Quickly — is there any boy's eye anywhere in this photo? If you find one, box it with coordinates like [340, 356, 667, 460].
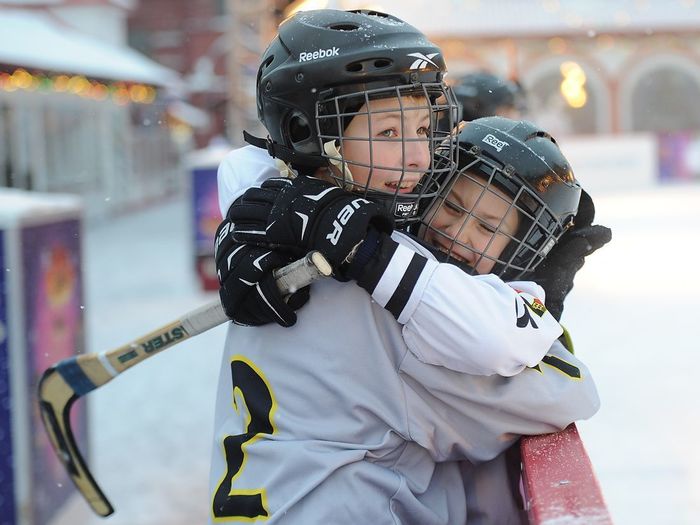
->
[478, 221, 497, 234]
[443, 200, 463, 216]
[379, 128, 398, 138]
[417, 126, 430, 136]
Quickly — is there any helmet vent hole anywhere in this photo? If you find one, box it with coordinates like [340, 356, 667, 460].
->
[534, 130, 556, 143]
[329, 23, 360, 31]
[362, 10, 389, 18]
[346, 59, 393, 73]
[527, 130, 557, 145]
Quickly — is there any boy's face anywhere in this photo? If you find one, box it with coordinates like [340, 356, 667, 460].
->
[339, 96, 432, 193]
[423, 172, 519, 275]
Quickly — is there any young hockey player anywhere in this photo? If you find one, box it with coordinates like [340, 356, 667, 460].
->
[215, 9, 564, 379]
[443, 70, 610, 321]
[208, 10, 600, 524]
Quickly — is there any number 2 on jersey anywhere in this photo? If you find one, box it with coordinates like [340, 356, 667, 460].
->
[212, 357, 276, 521]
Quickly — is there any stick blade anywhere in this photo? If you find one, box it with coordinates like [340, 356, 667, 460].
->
[37, 365, 115, 517]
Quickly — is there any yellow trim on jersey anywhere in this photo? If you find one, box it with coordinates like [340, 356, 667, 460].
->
[559, 324, 575, 354]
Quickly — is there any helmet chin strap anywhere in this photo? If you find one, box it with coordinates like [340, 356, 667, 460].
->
[274, 158, 298, 179]
[272, 140, 356, 190]
[323, 140, 355, 190]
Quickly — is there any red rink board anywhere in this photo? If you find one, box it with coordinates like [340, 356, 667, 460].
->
[520, 424, 613, 524]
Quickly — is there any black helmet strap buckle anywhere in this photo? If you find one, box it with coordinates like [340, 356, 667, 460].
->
[243, 130, 328, 168]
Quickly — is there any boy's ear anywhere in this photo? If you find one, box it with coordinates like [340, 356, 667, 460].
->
[287, 113, 312, 144]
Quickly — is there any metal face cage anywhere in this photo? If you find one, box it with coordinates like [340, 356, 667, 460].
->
[419, 154, 567, 280]
[315, 83, 458, 225]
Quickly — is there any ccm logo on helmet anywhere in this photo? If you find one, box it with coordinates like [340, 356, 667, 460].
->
[299, 47, 340, 62]
[482, 134, 509, 152]
[326, 198, 371, 245]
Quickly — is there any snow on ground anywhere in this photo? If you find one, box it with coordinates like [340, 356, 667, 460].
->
[50, 183, 700, 525]
[566, 184, 700, 525]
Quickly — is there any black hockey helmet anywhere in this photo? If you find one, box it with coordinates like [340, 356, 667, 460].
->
[420, 116, 581, 280]
[247, 9, 458, 225]
[453, 71, 527, 122]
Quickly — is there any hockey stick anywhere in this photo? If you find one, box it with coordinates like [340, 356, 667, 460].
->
[37, 251, 332, 517]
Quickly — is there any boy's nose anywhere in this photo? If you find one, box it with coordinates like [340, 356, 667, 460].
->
[446, 215, 474, 246]
[404, 137, 430, 172]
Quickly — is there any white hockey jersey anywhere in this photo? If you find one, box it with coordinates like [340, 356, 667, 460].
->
[208, 147, 600, 524]
[208, 274, 598, 524]
[215, 146, 564, 377]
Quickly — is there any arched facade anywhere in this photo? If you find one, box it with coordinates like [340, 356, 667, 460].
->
[435, 31, 700, 136]
[522, 54, 611, 135]
[619, 52, 700, 132]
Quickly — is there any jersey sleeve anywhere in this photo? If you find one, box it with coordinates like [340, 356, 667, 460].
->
[399, 339, 600, 464]
[363, 233, 564, 377]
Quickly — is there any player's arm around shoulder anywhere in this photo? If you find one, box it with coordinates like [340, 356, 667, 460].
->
[386, 234, 564, 377]
[397, 337, 599, 464]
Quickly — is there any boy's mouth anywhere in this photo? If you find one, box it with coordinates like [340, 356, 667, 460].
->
[431, 237, 475, 267]
[385, 178, 418, 193]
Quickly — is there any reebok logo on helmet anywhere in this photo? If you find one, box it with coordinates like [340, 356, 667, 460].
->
[482, 134, 509, 152]
[394, 201, 418, 218]
[407, 52, 439, 70]
[299, 47, 340, 62]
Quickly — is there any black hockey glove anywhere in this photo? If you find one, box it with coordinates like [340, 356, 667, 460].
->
[214, 219, 309, 327]
[531, 189, 612, 321]
[229, 176, 394, 279]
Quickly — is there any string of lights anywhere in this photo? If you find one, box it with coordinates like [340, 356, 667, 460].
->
[0, 67, 157, 105]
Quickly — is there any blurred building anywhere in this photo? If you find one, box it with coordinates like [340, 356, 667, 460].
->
[127, 0, 226, 148]
[261, 1, 700, 185]
[225, 0, 280, 146]
[324, 0, 700, 138]
[0, 0, 185, 218]
[127, 0, 287, 148]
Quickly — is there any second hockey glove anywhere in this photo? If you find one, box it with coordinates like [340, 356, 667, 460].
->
[530, 189, 612, 321]
[229, 176, 394, 278]
[215, 219, 309, 327]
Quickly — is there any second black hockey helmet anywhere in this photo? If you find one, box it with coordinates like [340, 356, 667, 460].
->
[421, 116, 581, 280]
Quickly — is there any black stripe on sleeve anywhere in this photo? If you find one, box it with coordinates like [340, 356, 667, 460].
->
[356, 235, 400, 294]
[384, 253, 428, 320]
[541, 355, 582, 379]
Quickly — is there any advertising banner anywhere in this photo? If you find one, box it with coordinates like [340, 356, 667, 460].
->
[21, 219, 85, 525]
[0, 230, 16, 525]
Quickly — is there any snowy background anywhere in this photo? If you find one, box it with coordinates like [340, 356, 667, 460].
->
[45, 182, 700, 525]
